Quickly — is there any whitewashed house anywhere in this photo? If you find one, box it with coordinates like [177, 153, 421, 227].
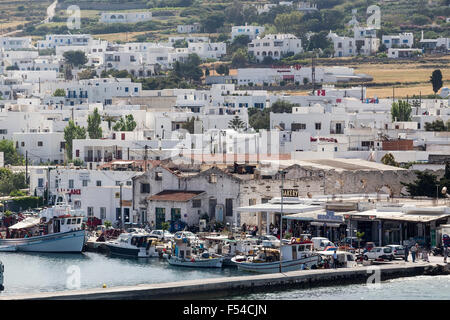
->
[248, 34, 302, 62]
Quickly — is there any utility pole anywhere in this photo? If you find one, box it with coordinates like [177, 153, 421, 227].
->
[127, 147, 130, 160]
[25, 150, 28, 185]
[120, 182, 123, 229]
[144, 144, 148, 171]
[311, 55, 316, 96]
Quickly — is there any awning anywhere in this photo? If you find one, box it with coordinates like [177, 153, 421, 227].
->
[9, 217, 40, 230]
[310, 222, 342, 227]
[236, 203, 323, 214]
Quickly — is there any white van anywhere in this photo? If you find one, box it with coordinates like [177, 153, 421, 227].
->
[311, 237, 335, 251]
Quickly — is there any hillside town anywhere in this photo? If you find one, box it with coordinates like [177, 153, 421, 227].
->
[0, 0, 449, 300]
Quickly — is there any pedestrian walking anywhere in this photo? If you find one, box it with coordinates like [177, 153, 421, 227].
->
[410, 243, 418, 262]
[404, 244, 409, 262]
[443, 234, 450, 263]
[333, 250, 338, 269]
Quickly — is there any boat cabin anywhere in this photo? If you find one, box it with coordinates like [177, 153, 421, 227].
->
[280, 240, 314, 261]
[318, 251, 357, 268]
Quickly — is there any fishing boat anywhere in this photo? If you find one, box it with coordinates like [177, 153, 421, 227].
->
[0, 196, 86, 253]
[202, 234, 256, 267]
[104, 232, 159, 258]
[165, 237, 223, 268]
[231, 238, 320, 273]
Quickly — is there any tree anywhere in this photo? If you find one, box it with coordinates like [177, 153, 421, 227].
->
[424, 120, 448, 132]
[171, 54, 203, 82]
[64, 120, 86, 160]
[78, 69, 97, 80]
[215, 64, 229, 75]
[228, 116, 246, 131]
[231, 48, 249, 68]
[0, 140, 23, 165]
[113, 114, 137, 131]
[271, 100, 295, 113]
[430, 69, 443, 97]
[87, 108, 103, 139]
[401, 171, 443, 198]
[0, 167, 27, 195]
[53, 89, 66, 97]
[381, 153, 399, 167]
[391, 100, 412, 122]
[63, 51, 88, 67]
[103, 114, 117, 130]
[182, 117, 195, 134]
[201, 13, 225, 33]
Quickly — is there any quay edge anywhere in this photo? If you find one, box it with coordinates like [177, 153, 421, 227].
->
[1, 262, 449, 300]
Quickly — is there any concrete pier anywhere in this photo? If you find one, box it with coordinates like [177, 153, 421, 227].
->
[2, 258, 448, 300]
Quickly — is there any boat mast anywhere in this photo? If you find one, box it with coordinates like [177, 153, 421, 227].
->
[279, 169, 285, 273]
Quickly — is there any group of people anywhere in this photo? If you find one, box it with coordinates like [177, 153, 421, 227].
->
[404, 243, 430, 263]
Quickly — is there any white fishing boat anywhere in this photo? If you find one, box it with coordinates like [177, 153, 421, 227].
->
[165, 237, 223, 268]
[202, 234, 256, 267]
[231, 238, 320, 273]
[104, 232, 159, 258]
[0, 196, 86, 253]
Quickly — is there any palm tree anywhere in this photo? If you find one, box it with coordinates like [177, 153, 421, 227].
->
[228, 116, 246, 131]
[103, 114, 117, 130]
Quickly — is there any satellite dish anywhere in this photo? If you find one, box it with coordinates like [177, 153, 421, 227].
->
[439, 87, 450, 98]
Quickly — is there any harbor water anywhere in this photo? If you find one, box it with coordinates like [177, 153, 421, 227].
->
[230, 275, 450, 300]
[1, 251, 450, 299]
[0, 252, 241, 296]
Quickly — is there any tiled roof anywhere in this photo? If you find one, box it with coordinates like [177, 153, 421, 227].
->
[147, 190, 204, 202]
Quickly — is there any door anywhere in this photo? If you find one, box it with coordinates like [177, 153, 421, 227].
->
[53, 219, 60, 233]
[155, 208, 165, 229]
[171, 208, 181, 222]
[292, 246, 297, 260]
[209, 199, 217, 219]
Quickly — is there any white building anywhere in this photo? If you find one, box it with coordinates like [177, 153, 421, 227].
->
[0, 37, 32, 50]
[13, 132, 65, 164]
[37, 34, 93, 49]
[100, 11, 152, 24]
[187, 42, 226, 60]
[177, 23, 201, 34]
[382, 33, 414, 49]
[328, 26, 380, 57]
[248, 34, 302, 62]
[387, 48, 422, 59]
[231, 25, 265, 41]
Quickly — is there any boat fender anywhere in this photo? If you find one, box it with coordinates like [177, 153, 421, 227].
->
[191, 258, 195, 262]
[290, 237, 296, 244]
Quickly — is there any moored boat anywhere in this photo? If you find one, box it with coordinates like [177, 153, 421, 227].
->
[104, 232, 159, 258]
[231, 238, 320, 273]
[165, 237, 223, 268]
[0, 196, 86, 253]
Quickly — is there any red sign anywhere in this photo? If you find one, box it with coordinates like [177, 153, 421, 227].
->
[316, 90, 326, 96]
[57, 189, 81, 195]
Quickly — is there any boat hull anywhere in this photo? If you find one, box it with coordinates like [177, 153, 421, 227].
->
[234, 255, 320, 273]
[105, 243, 159, 258]
[0, 230, 86, 253]
[167, 256, 223, 268]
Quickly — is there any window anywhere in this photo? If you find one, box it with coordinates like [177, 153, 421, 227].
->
[209, 174, 217, 183]
[315, 123, 321, 130]
[126, 181, 132, 186]
[38, 178, 44, 188]
[69, 179, 74, 188]
[192, 199, 201, 208]
[155, 172, 162, 181]
[140, 183, 150, 193]
[87, 207, 94, 216]
[82, 180, 88, 187]
[21, 141, 25, 147]
[291, 123, 306, 131]
[100, 207, 106, 220]
[115, 181, 121, 186]
[96, 180, 101, 186]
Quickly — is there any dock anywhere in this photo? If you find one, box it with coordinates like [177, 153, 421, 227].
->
[2, 258, 449, 300]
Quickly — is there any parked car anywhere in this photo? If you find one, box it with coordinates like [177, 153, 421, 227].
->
[148, 229, 174, 241]
[386, 245, 405, 258]
[174, 231, 198, 241]
[363, 246, 394, 261]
